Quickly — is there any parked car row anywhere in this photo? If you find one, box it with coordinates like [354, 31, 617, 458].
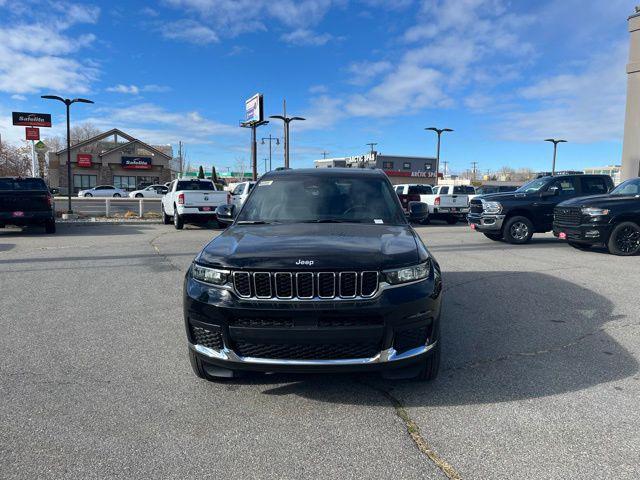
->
[468, 173, 640, 256]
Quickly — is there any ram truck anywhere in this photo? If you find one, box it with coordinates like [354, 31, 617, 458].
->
[468, 174, 613, 244]
[0, 177, 56, 233]
[186, 168, 443, 381]
[162, 179, 227, 229]
[553, 177, 640, 256]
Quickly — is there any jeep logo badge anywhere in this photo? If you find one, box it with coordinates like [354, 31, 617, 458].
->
[296, 259, 315, 266]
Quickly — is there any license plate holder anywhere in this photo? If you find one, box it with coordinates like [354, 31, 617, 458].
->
[470, 223, 476, 230]
[201, 206, 212, 212]
[559, 232, 567, 240]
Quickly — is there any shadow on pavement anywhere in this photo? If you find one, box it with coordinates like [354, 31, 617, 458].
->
[211, 271, 637, 407]
[0, 224, 160, 237]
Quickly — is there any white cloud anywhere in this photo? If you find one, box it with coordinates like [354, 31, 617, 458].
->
[81, 103, 242, 145]
[496, 44, 628, 143]
[161, 19, 219, 44]
[346, 60, 392, 85]
[281, 29, 333, 46]
[0, 3, 99, 94]
[106, 84, 171, 95]
[162, 0, 342, 43]
[309, 84, 328, 94]
[11, 94, 27, 101]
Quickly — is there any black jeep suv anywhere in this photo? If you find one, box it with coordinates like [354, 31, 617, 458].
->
[184, 168, 442, 381]
[553, 177, 640, 256]
[468, 174, 613, 244]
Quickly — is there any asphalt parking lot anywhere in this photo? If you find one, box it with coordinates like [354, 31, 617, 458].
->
[1, 222, 638, 479]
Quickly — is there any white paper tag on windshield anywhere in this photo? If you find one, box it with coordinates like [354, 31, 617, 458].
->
[374, 219, 384, 224]
[260, 180, 273, 186]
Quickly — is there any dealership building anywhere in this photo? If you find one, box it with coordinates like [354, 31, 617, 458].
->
[314, 152, 438, 185]
[49, 129, 176, 194]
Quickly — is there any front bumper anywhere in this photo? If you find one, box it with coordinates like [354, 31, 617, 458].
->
[468, 213, 505, 232]
[552, 222, 612, 244]
[184, 271, 442, 373]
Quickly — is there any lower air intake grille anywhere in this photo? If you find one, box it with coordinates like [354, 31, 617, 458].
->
[191, 325, 223, 350]
[394, 326, 428, 354]
[234, 342, 380, 360]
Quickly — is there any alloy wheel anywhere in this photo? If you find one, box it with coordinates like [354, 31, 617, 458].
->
[510, 222, 529, 241]
[615, 226, 640, 254]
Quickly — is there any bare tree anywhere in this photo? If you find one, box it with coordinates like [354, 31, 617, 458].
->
[0, 140, 33, 176]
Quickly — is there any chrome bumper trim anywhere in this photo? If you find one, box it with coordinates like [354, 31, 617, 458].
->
[468, 214, 505, 230]
[191, 342, 436, 366]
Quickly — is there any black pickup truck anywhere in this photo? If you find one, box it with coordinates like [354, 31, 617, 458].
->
[0, 177, 56, 233]
[468, 174, 613, 244]
[553, 177, 640, 256]
[186, 168, 442, 381]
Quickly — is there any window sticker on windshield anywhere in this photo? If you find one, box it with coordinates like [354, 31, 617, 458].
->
[260, 180, 273, 186]
[374, 219, 384, 224]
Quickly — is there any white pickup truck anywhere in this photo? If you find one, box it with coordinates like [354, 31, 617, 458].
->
[421, 185, 471, 224]
[161, 179, 227, 229]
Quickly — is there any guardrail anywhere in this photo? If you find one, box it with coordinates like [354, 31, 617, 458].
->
[53, 197, 162, 218]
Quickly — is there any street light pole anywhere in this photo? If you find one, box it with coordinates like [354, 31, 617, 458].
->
[544, 138, 567, 175]
[261, 135, 280, 172]
[425, 127, 453, 181]
[270, 100, 305, 168]
[41, 95, 93, 214]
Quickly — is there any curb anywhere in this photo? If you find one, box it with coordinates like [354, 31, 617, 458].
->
[57, 220, 163, 225]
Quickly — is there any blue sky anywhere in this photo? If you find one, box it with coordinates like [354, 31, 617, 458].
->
[0, 0, 634, 174]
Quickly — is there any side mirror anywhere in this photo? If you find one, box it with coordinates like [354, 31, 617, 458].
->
[50, 188, 60, 195]
[408, 201, 429, 224]
[215, 204, 236, 225]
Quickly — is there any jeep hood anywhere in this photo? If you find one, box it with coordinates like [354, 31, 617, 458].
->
[558, 194, 637, 208]
[196, 223, 420, 270]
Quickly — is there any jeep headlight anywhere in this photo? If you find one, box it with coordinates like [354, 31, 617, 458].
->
[191, 263, 229, 285]
[482, 201, 502, 214]
[581, 207, 610, 217]
[384, 260, 431, 285]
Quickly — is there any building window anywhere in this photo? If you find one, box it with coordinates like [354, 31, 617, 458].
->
[382, 161, 394, 169]
[403, 162, 411, 170]
[113, 176, 137, 191]
[73, 174, 97, 193]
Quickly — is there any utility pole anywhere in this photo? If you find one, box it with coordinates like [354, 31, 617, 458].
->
[366, 142, 377, 155]
[544, 138, 567, 175]
[471, 161, 479, 181]
[322, 151, 329, 160]
[261, 134, 280, 172]
[178, 141, 183, 178]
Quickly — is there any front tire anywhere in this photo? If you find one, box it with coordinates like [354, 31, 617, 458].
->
[84, 193, 92, 197]
[483, 232, 503, 241]
[503, 216, 534, 244]
[162, 205, 171, 225]
[113, 193, 121, 198]
[446, 216, 458, 225]
[174, 208, 184, 230]
[135, 193, 143, 198]
[607, 222, 640, 256]
[44, 220, 56, 234]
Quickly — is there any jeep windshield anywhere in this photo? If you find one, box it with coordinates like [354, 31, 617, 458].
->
[236, 174, 406, 225]
[515, 177, 549, 193]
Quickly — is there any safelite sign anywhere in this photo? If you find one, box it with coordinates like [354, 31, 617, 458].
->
[121, 156, 152, 170]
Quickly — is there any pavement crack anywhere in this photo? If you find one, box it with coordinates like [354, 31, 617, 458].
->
[149, 230, 181, 271]
[361, 381, 462, 480]
[445, 321, 640, 373]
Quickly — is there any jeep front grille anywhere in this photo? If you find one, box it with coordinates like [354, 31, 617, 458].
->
[232, 271, 379, 300]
